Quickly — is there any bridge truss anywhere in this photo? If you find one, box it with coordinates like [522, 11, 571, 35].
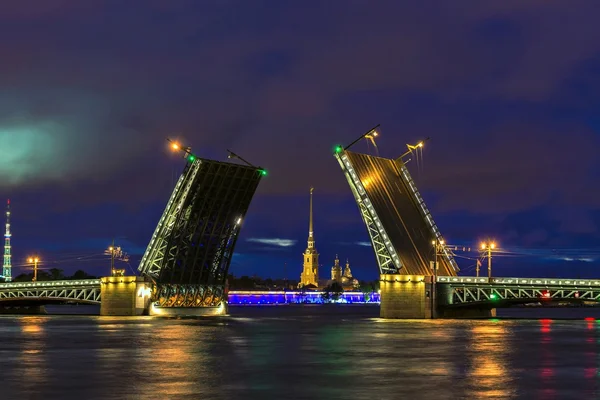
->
[438, 276, 600, 306]
[0, 280, 101, 304]
[138, 156, 263, 308]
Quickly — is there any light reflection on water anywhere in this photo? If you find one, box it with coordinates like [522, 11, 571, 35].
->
[1, 307, 600, 399]
[467, 323, 513, 398]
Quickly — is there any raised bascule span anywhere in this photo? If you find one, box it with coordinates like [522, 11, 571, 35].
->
[334, 149, 459, 277]
[137, 150, 264, 315]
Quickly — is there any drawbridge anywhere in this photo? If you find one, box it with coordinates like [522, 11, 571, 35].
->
[138, 144, 265, 308]
[334, 128, 459, 277]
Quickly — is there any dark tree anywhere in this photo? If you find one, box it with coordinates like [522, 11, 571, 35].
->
[70, 270, 95, 280]
[322, 281, 344, 302]
[49, 268, 65, 280]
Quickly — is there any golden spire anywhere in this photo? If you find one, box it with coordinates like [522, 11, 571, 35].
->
[309, 187, 314, 239]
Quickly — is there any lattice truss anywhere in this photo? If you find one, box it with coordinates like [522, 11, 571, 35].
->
[449, 282, 600, 305]
[153, 284, 223, 307]
[336, 153, 400, 274]
[138, 157, 262, 306]
[0, 280, 101, 303]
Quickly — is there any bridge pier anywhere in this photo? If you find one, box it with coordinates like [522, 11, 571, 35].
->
[380, 274, 433, 319]
[100, 276, 152, 316]
[148, 302, 228, 317]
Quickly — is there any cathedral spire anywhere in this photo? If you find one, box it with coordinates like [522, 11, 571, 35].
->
[300, 187, 319, 287]
[308, 187, 314, 239]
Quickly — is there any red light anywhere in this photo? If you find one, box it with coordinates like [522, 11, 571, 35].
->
[542, 291, 551, 298]
[540, 319, 551, 333]
[585, 317, 595, 321]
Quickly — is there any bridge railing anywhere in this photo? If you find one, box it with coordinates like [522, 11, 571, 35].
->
[438, 276, 600, 287]
[0, 279, 101, 290]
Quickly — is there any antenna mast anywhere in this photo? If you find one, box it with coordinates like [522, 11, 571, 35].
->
[3, 199, 12, 282]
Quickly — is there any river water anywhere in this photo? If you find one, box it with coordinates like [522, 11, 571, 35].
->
[2, 305, 600, 399]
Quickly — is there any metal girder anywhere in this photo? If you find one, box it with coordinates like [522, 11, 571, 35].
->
[0, 280, 101, 304]
[335, 152, 400, 274]
[153, 283, 223, 307]
[438, 276, 600, 305]
[356, 199, 397, 274]
[138, 160, 202, 277]
[451, 286, 600, 304]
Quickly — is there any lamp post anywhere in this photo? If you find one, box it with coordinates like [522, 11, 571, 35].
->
[28, 257, 40, 282]
[108, 241, 115, 276]
[480, 241, 496, 279]
[431, 238, 444, 319]
[106, 242, 128, 277]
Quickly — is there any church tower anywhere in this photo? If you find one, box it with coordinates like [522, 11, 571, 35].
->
[300, 187, 319, 287]
[331, 255, 342, 282]
[343, 258, 353, 279]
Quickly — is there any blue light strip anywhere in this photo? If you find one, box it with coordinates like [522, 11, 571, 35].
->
[227, 291, 380, 305]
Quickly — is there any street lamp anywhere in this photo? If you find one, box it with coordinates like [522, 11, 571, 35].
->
[108, 243, 115, 276]
[28, 257, 40, 282]
[431, 238, 444, 319]
[167, 138, 195, 162]
[480, 241, 496, 279]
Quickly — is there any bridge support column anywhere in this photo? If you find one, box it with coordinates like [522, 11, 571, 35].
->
[380, 274, 433, 319]
[100, 276, 152, 316]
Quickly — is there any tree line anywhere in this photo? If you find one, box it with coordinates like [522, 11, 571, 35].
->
[6, 269, 98, 283]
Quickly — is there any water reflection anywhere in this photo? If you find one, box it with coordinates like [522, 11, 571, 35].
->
[539, 319, 556, 398]
[466, 322, 515, 398]
[139, 322, 221, 398]
[17, 317, 48, 395]
[4, 309, 600, 399]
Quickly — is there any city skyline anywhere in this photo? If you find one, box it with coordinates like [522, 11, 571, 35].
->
[1, 2, 599, 280]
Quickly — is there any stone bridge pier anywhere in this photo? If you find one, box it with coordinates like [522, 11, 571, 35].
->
[100, 276, 152, 316]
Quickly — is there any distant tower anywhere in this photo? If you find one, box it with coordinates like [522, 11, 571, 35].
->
[331, 254, 342, 282]
[3, 199, 11, 282]
[300, 187, 319, 287]
[343, 258, 353, 279]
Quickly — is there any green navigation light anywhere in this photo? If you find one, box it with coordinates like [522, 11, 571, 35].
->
[188, 154, 196, 162]
[260, 169, 267, 176]
[334, 145, 343, 154]
[490, 293, 497, 300]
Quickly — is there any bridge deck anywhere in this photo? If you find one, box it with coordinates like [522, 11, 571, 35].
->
[438, 276, 600, 287]
[338, 151, 458, 276]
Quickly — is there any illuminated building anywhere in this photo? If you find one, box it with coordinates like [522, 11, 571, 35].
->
[3, 199, 11, 282]
[331, 255, 342, 282]
[329, 255, 359, 290]
[299, 187, 319, 287]
[227, 291, 380, 305]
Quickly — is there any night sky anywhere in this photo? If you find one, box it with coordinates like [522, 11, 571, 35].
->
[1, 1, 599, 281]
